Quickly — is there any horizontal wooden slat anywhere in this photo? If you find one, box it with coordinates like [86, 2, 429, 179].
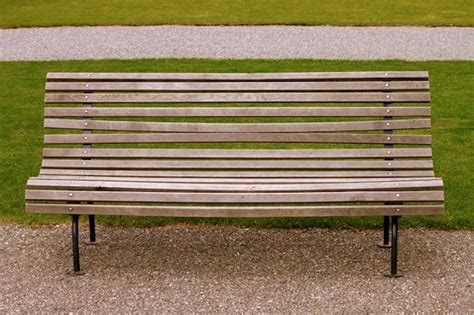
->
[46, 71, 430, 81]
[44, 133, 431, 145]
[44, 119, 431, 133]
[42, 148, 432, 159]
[41, 159, 433, 170]
[44, 92, 431, 103]
[26, 203, 443, 217]
[38, 169, 436, 178]
[44, 106, 432, 117]
[45, 81, 430, 92]
[35, 175, 438, 184]
[25, 189, 444, 203]
[27, 178, 443, 192]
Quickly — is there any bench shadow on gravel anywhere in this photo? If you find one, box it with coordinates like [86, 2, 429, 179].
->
[55, 226, 446, 280]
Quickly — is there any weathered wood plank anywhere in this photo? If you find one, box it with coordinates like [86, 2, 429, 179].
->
[44, 119, 431, 132]
[45, 81, 430, 92]
[25, 189, 444, 203]
[35, 175, 438, 184]
[27, 178, 443, 192]
[26, 203, 444, 217]
[44, 133, 432, 145]
[38, 169, 436, 178]
[46, 71, 430, 81]
[42, 148, 432, 159]
[44, 92, 431, 103]
[44, 106, 432, 117]
[41, 159, 433, 170]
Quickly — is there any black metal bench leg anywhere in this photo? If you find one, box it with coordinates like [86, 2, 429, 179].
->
[384, 216, 403, 277]
[377, 215, 391, 248]
[85, 214, 98, 245]
[68, 214, 85, 276]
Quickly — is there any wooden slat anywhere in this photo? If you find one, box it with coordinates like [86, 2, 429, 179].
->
[46, 71, 430, 81]
[45, 81, 430, 92]
[38, 169, 436, 178]
[44, 118, 431, 132]
[42, 148, 432, 159]
[25, 189, 444, 203]
[44, 92, 431, 103]
[44, 133, 432, 145]
[41, 159, 433, 170]
[35, 175, 438, 184]
[27, 178, 443, 192]
[26, 203, 444, 217]
[44, 106, 432, 117]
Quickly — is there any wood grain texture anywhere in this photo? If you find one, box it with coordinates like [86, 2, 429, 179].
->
[27, 178, 443, 192]
[38, 168, 436, 178]
[44, 92, 431, 103]
[44, 106, 432, 117]
[26, 203, 443, 217]
[44, 118, 431, 132]
[42, 148, 433, 159]
[45, 81, 430, 92]
[44, 133, 432, 144]
[41, 159, 434, 170]
[35, 175, 438, 184]
[25, 189, 444, 203]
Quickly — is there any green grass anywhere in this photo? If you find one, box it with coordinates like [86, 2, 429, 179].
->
[1, 0, 473, 28]
[0, 59, 472, 230]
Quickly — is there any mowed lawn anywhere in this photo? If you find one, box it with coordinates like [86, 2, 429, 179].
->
[0, 0, 473, 28]
[0, 59, 472, 229]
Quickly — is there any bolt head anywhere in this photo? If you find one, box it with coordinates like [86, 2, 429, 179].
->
[68, 193, 73, 197]
[386, 95, 390, 99]
[396, 193, 400, 197]
[69, 207, 73, 211]
[387, 137, 391, 140]
[387, 151, 391, 154]
[385, 83, 389, 87]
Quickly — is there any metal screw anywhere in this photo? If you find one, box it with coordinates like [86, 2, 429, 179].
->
[84, 122, 88, 126]
[85, 84, 89, 87]
[387, 137, 391, 140]
[87, 74, 91, 77]
[84, 136, 88, 140]
[387, 151, 391, 154]
[85, 96, 89, 99]
[69, 193, 73, 197]
[69, 207, 73, 211]
[386, 122, 390, 126]
[385, 73, 388, 76]
[396, 208, 400, 212]
[386, 95, 390, 99]
[388, 162, 392, 166]
[386, 109, 390, 113]
[83, 161, 87, 165]
[83, 150, 87, 154]
[389, 172, 393, 175]
[84, 110, 89, 113]
[385, 83, 389, 87]
[396, 193, 400, 197]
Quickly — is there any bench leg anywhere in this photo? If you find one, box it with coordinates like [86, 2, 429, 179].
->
[68, 215, 85, 276]
[384, 216, 403, 278]
[377, 215, 391, 248]
[85, 214, 98, 245]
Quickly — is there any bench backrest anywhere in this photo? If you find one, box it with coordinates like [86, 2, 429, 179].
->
[41, 71, 434, 179]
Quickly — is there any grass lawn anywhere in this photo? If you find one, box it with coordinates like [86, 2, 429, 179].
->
[0, 59, 472, 230]
[1, 0, 473, 28]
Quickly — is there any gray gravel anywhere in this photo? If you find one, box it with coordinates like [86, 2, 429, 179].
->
[0, 223, 472, 313]
[0, 26, 473, 61]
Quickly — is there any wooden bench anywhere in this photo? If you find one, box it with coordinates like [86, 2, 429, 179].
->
[26, 71, 444, 277]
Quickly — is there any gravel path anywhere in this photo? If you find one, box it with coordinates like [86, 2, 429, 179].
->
[1, 26, 473, 61]
[0, 223, 472, 313]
